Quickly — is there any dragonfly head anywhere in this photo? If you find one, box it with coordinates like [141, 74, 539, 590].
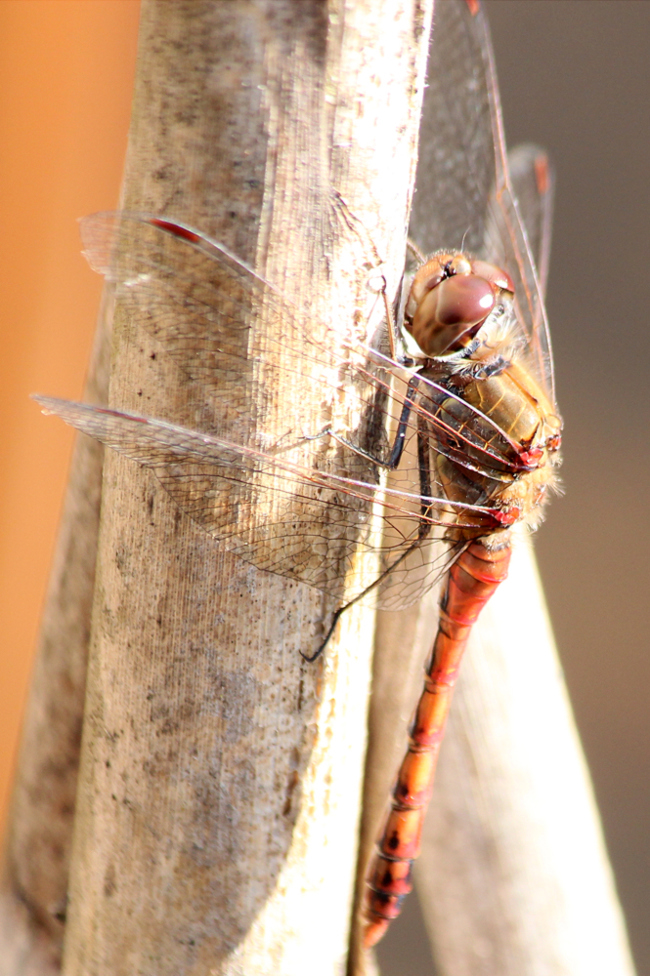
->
[405, 251, 514, 357]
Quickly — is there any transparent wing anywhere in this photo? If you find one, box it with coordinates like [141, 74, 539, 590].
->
[39, 0, 556, 615]
[80, 211, 339, 441]
[409, 0, 556, 404]
[81, 211, 532, 476]
[73, 212, 533, 607]
[506, 144, 554, 301]
[34, 395, 500, 610]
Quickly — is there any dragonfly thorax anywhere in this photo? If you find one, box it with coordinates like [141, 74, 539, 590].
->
[425, 344, 562, 539]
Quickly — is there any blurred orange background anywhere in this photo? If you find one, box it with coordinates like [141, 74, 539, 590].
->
[0, 0, 139, 825]
[1, 3, 648, 976]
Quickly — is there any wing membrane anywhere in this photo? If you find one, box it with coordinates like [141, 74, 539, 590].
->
[37, 0, 556, 613]
[505, 144, 554, 301]
[34, 395, 500, 609]
[410, 0, 556, 403]
[82, 212, 532, 477]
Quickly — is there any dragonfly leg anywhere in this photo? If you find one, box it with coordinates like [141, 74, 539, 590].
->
[300, 605, 346, 663]
[301, 405, 433, 664]
[406, 237, 426, 265]
[306, 373, 421, 474]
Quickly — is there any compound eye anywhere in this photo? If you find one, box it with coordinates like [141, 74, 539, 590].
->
[408, 274, 496, 355]
[470, 259, 514, 294]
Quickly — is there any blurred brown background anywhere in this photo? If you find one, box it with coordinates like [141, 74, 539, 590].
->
[0, 2, 647, 974]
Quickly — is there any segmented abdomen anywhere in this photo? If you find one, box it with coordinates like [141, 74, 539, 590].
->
[364, 539, 512, 947]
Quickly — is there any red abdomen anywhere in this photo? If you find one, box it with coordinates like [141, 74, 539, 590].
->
[364, 540, 512, 947]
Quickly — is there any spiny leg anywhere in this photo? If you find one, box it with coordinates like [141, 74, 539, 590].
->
[302, 388, 432, 662]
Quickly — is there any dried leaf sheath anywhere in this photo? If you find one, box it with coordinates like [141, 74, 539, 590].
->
[25, 4, 436, 975]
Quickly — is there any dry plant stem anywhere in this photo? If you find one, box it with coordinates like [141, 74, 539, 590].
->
[355, 0, 636, 965]
[0, 297, 111, 976]
[366, 544, 636, 976]
[421, 540, 636, 975]
[47, 3, 433, 976]
[350, 588, 440, 976]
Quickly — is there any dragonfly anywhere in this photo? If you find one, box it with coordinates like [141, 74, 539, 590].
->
[34, 0, 562, 951]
